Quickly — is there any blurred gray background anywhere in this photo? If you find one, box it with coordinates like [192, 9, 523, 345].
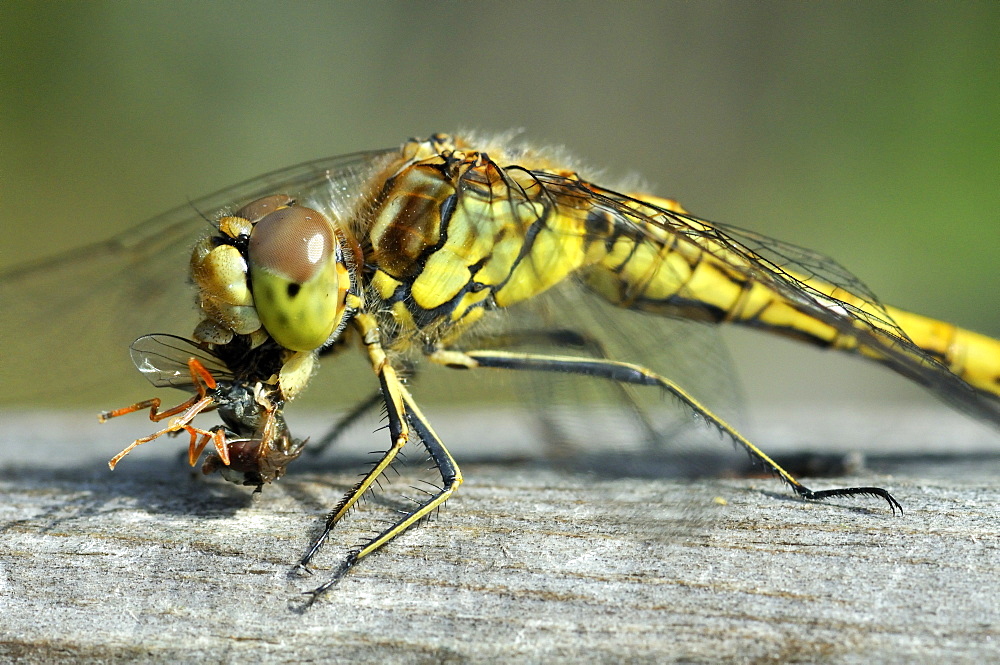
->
[1, 1, 997, 414]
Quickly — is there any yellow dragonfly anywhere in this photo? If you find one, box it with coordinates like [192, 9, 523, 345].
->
[2, 133, 998, 600]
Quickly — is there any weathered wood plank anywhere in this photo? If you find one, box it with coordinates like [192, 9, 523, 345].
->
[1, 408, 998, 664]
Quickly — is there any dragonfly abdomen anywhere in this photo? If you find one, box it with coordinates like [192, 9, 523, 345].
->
[883, 305, 1000, 399]
[580, 221, 794, 327]
[582, 200, 1000, 402]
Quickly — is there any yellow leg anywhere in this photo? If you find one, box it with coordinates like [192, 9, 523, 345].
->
[298, 314, 462, 600]
[430, 347, 902, 513]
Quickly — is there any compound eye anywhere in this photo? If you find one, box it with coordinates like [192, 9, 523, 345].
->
[236, 194, 295, 223]
[248, 206, 341, 351]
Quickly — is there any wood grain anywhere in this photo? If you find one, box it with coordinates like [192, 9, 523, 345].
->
[1, 408, 998, 664]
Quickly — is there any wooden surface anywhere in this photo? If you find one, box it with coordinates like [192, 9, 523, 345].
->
[1, 407, 998, 664]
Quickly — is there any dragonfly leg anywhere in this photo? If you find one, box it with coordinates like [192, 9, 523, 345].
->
[297, 362, 409, 570]
[302, 384, 462, 601]
[298, 313, 463, 600]
[441, 328, 665, 448]
[429, 348, 902, 515]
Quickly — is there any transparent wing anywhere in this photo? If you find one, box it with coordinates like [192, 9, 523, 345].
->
[0, 149, 393, 406]
[372, 156, 753, 483]
[691, 217, 999, 425]
[128, 334, 234, 390]
[530, 172, 1000, 427]
[488, 280, 749, 478]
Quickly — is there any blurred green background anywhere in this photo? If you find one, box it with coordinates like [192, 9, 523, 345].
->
[1, 1, 997, 412]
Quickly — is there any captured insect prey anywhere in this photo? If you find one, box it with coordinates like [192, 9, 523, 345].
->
[3, 133, 999, 601]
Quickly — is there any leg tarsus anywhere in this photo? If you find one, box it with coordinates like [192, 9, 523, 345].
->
[303, 553, 358, 604]
[795, 484, 903, 515]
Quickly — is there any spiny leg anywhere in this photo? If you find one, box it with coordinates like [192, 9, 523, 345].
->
[303, 383, 462, 600]
[430, 348, 902, 514]
[308, 328, 662, 456]
[297, 362, 410, 573]
[440, 328, 664, 448]
[297, 313, 462, 599]
[309, 327, 632, 457]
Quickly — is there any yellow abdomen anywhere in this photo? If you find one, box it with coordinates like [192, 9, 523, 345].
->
[586, 192, 1000, 403]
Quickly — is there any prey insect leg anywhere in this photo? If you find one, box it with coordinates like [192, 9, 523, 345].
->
[100, 357, 231, 469]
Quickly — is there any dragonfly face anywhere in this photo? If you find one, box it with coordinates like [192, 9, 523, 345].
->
[4, 132, 998, 601]
[116, 193, 366, 488]
[193, 190, 371, 486]
[194, 193, 357, 355]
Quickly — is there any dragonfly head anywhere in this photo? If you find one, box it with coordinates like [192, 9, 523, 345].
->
[191, 194, 360, 355]
[247, 202, 356, 352]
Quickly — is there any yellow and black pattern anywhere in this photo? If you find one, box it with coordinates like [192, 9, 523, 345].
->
[23, 132, 993, 600]
[356, 136, 1000, 419]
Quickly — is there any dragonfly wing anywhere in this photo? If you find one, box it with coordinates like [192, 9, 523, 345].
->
[0, 150, 393, 405]
[507, 279, 750, 478]
[383, 155, 751, 479]
[704, 218, 1000, 425]
[558, 178, 999, 426]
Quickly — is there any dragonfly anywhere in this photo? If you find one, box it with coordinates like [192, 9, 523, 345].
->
[2, 133, 999, 601]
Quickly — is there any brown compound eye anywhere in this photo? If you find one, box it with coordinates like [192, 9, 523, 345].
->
[236, 194, 295, 223]
[248, 206, 342, 351]
[249, 207, 334, 284]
